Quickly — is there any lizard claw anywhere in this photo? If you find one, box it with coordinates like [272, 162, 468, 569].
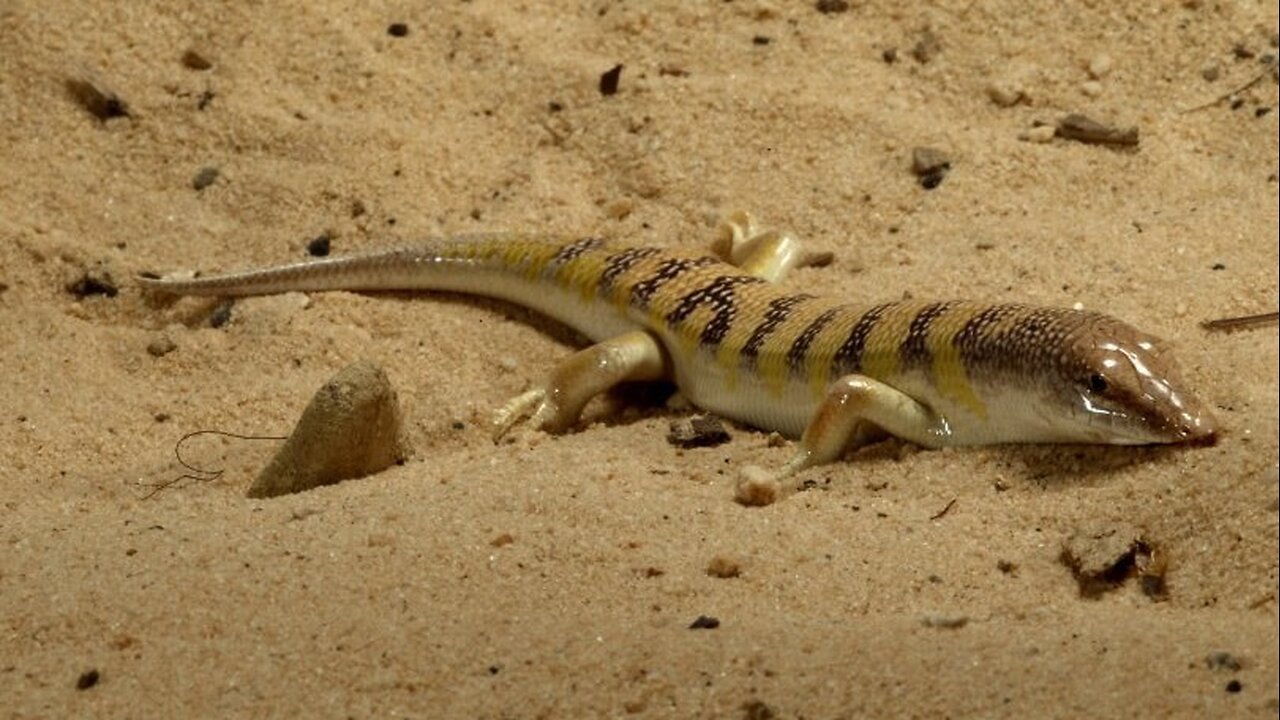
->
[491, 387, 563, 441]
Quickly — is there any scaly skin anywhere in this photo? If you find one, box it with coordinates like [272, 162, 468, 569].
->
[139, 216, 1216, 479]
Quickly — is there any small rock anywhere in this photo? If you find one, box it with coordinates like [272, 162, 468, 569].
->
[65, 72, 130, 121]
[814, 0, 850, 13]
[688, 615, 720, 629]
[209, 300, 235, 328]
[599, 64, 623, 96]
[735, 465, 781, 507]
[75, 668, 100, 690]
[181, 49, 213, 71]
[1080, 80, 1103, 97]
[1055, 113, 1139, 147]
[1087, 53, 1113, 79]
[248, 360, 412, 498]
[911, 146, 950, 189]
[192, 166, 220, 191]
[1018, 125, 1057, 143]
[387, 22, 409, 37]
[67, 268, 118, 298]
[1201, 60, 1221, 82]
[146, 335, 177, 357]
[986, 80, 1025, 107]
[667, 415, 731, 448]
[306, 233, 331, 257]
[706, 555, 742, 578]
[921, 614, 969, 629]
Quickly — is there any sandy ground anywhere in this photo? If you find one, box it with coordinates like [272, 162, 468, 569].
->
[2, 1, 1278, 717]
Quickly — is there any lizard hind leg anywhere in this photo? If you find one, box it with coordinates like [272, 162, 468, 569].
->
[714, 211, 804, 283]
[491, 329, 671, 440]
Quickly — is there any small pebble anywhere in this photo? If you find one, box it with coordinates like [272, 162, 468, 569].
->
[181, 49, 213, 71]
[146, 335, 177, 357]
[599, 64, 623, 96]
[706, 555, 742, 578]
[209, 300, 234, 328]
[192, 166, 220, 191]
[814, 0, 850, 13]
[1018, 125, 1056, 144]
[1087, 53, 1113, 79]
[306, 233, 331, 257]
[66, 73, 130, 120]
[66, 269, 118, 298]
[986, 81, 1025, 107]
[735, 465, 781, 507]
[667, 415, 731, 448]
[688, 615, 720, 630]
[1201, 60, 1221, 82]
[387, 22, 409, 37]
[1080, 80, 1103, 98]
[75, 669, 100, 690]
[921, 614, 969, 629]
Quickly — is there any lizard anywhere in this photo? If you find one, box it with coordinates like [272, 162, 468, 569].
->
[138, 213, 1216, 481]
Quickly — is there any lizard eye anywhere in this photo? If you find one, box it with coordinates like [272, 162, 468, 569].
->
[1087, 373, 1109, 394]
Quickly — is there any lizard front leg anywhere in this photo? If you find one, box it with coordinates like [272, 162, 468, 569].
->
[777, 374, 951, 478]
[492, 329, 671, 439]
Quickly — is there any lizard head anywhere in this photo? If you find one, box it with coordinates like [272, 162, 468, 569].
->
[1050, 316, 1216, 445]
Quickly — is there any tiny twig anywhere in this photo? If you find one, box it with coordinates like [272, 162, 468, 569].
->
[138, 429, 286, 500]
[1200, 311, 1280, 332]
[1183, 62, 1276, 114]
[930, 498, 958, 520]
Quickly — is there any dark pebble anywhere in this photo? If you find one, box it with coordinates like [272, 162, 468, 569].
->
[67, 270, 118, 298]
[387, 23, 409, 37]
[65, 77, 130, 120]
[599, 64, 623, 96]
[667, 415, 731, 448]
[181, 49, 213, 70]
[192, 166, 220, 191]
[815, 0, 849, 13]
[75, 669, 100, 690]
[689, 615, 720, 630]
[1226, 680, 1242, 693]
[306, 233, 331, 257]
[209, 300, 235, 328]
[752, 35, 771, 46]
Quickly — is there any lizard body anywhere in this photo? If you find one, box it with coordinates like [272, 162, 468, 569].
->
[140, 215, 1215, 478]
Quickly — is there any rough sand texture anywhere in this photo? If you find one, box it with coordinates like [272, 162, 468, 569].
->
[2, 1, 1278, 717]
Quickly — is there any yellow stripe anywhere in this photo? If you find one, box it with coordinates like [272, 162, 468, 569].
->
[925, 305, 988, 419]
[803, 307, 860, 398]
[860, 301, 926, 381]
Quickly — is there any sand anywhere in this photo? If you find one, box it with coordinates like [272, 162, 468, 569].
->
[2, 1, 1277, 717]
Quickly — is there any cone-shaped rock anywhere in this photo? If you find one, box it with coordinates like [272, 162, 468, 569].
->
[248, 360, 411, 498]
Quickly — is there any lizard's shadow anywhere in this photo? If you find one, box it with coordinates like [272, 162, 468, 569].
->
[989, 442, 1201, 489]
